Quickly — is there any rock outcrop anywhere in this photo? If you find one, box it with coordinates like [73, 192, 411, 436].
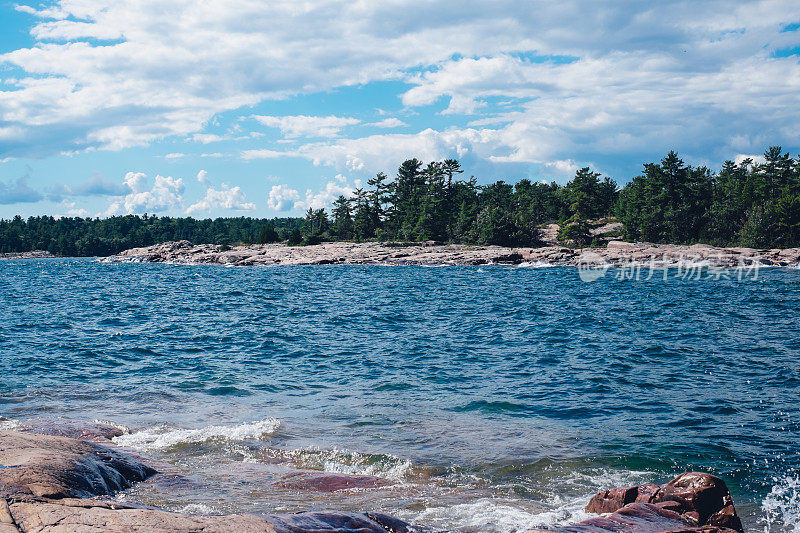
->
[526, 472, 744, 533]
[584, 472, 742, 532]
[0, 430, 156, 499]
[0, 251, 55, 260]
[6, 501, 410, 533]
[0, 429, 414, 532]
[527, 501, 739, 533]
[103, 239, 800, 269]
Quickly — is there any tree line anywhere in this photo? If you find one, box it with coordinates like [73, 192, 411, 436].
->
[0, 215, 302, 257]
[1, 146, 798, 256]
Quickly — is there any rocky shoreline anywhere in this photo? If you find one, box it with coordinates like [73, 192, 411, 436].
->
[103, 239, 800, 269]
[0, 421, 744, 532]
[0, 251, 55, 260]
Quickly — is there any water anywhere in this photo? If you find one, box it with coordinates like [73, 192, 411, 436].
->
[1, 258, 800, 532]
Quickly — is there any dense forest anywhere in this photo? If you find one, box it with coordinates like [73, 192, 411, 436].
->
[1, 147, 799, 256]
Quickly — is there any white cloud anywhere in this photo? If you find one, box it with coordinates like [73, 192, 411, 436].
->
[191, 134, 227, 144]
[165, 152, 185, 159]
[58, 200, 89, 217]
[196, 169, 210, 184]
[368, 118, 407, 128]
[734, 153, 767, 166]
[0, 0, 798, 176]
[104, 172, 184, 215]
[267, 184, 300, 211]
[242, 128, 487, 174]
[294, 180, 354, 211]
[241, 148, 292, 160]
[252, 115, 360, 138]
[186, 184, 256, 214]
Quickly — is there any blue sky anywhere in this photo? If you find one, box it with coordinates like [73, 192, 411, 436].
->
[1, 1, 799, 219]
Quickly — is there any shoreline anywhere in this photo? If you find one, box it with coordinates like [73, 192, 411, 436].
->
[101, 240, 800, 269]
[0, 420, 744, 533]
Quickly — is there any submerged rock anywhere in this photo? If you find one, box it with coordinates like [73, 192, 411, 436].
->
[276, 472, 391, 492]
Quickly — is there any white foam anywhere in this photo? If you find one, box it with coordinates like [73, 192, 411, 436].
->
[284, 448, 413, 482]
[761, 474, 800, 533]
[93, 419, 130, 433]
[113, 418, 280, 451]
[408, 498, 588, 533]
[517, 261, 555, 268]
[0, 418, 20, 430]
[179, 503, 219, 515]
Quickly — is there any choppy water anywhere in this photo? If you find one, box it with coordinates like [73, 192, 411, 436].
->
[1, 258, 800, 532]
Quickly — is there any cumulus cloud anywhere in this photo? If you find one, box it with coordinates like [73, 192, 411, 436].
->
[267, 184, 300, 211]
[252, 115, 361, 138]
[104, 172, 184, 215]
[57, 200, 89, 218]
[294, 180, 355, 211]
[242, 128, 481, 174]
[186, 184, 256, 214]
[196, 170, 210, 184]
[0, 174, 43, 204]
[1, 0, 799, 177]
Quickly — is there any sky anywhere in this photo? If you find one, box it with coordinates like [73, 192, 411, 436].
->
[0, 1, 799, 219]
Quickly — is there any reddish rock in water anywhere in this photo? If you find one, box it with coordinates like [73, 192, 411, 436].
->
[584, 472, 743, 533]
[528, 502, 739, 533]
[277, 472, 391, 492]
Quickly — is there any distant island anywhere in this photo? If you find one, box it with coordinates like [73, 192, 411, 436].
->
[2, 147, 799, 258]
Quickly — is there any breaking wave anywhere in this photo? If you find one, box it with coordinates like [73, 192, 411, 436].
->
[266, 448, 415, 482]
[517, 261, 556, 268]
[407, 497, 592, 533]
[113, 418, 281, 451]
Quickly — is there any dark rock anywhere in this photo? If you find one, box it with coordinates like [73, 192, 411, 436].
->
[584, 473, 743, 533]
[492, 252, 524, 264]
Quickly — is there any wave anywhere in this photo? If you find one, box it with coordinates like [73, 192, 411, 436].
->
[761, 474, 800, 533]
[264, 448, 415, 482]
[407, 498, 591, 533]
[177, 503, 219, 515]
[517, 261, 556, 268]
[113, 418, 280, 451]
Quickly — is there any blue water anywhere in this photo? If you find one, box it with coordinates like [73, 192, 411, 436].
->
[2, 259, 800, 531]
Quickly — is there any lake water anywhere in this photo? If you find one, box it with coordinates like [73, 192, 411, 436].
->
[1, 258, 799, 532]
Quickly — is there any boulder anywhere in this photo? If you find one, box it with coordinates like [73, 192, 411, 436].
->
[527, 502, 739, 533]
[584, 473, 743, 533]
